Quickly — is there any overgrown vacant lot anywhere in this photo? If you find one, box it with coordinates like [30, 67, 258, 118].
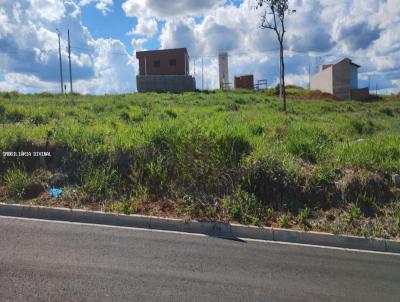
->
[0, 88, 400, 239]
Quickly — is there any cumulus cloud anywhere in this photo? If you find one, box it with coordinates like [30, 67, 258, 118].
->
[122, 0, 225, 19]
[155, 0, 399, 91]
[338, 21, 380, 51]
[131, 38, 147, 51]
[0, 0, 399, 93]
[79, 0, 114, 15]
[127, 17, 158, 38]
[74, 38, 136, 94]
[0, 0, 135, 94]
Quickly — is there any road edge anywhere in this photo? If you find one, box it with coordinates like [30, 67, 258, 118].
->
[1, 202, 399, 253]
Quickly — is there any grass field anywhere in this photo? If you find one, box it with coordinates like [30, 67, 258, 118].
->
[1, 87, 400, 238]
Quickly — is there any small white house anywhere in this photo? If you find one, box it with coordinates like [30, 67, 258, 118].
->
[310, 58, 369, 100]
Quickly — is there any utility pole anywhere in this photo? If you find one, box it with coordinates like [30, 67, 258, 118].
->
[67, 29, 73, 93]
[201, 57, 204, 90]
[57, 29, 64, 94]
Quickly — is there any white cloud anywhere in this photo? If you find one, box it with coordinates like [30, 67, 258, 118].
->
[131, 38, 147, 51]
[122, 0, 225, 19]
[79, 0, 114, 15]
[156, 0, 400, 92]
[0, 0, 399, 94]
[0, 0, 136, 94]
[0, 8, 12, 38]
[0, 72, 57, 93]
[27, 0, 66, 22]
[75, 38, 136, 94]
[127, 17, 158, 38]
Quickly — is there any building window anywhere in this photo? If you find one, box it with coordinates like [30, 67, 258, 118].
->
[154, 60, 160, 68]
[170, 59, 177, 66]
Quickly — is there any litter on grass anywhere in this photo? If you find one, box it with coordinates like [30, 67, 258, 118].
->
[50, 188, 62, 198]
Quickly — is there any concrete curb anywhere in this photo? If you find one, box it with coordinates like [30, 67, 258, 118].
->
[1, 203, 399, 253]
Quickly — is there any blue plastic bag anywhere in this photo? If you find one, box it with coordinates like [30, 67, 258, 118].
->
[49, 188, 62, 198]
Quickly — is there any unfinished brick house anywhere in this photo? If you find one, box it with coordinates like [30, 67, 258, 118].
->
[234, 75, 254, 90]
[310, 58, 369, 100]
[136, 48, 196, 93]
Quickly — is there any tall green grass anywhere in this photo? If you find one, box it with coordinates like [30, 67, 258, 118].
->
[0, 90, 399, 209]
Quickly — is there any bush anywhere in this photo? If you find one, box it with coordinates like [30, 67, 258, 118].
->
[119, 111, 130, 122]
[238, 190, 263, 225]
[225, 102, 240, 111]
[349, 119, 377, 135]
[222, 191, 264, 225]
[285, 125, 332, 163]
[242, 153, 301, 207]
[1, 91, 18, 99]
[131, 125, 251, 198]
[337, 170, 391, 205]
[380, 108, 394, 117]
[6, 110, 25, 123]
[0, 104, 5, 117]
[277, 214, 290, 228]
[343, 206, 362, 225]
[79, 167, 119, 202]
[3, 168, 31, 199]
[30, 114, 48, 125]
[165, 110, 178, 119]
[297, 207, 311, 224]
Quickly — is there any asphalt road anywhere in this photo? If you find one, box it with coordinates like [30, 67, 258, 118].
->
[1, 217, 399, 302]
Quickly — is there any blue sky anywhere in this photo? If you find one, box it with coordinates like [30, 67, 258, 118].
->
[0, 0, 399, 94]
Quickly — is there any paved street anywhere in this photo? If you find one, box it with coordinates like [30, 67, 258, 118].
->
[1, 216, 399, 301]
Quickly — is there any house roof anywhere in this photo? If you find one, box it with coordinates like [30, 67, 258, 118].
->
[136, 48, 188, 58]
[321, 58, 361, 71]
[339, 58, 361, 68]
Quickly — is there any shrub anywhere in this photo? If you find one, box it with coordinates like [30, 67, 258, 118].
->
[222, 198, 241, 220]
[3, 168, 31, 199]
[6, 110, 25, 123]
[1, 91, 18, 99]
[165, 110, 178, 119]
[337, 170, 391, 205]
[285, 125, 332, 163]
[238, 190, 263, 225]
[297, 207, 311, 224]
[277, 214, 290, 228]
[354, 194, 378, 216]
[0, 104, 5, 117]
[396, 211, 400, 229]
[30, 114, 48, 125]
[349, 119, 377, 135]
[242, 153, 299, 205]
[234, 97, 247, 105]
[37, 92, 55, 98]
[120, 111, 130, 122]
[225, 102, 240, 111]
[343, 206, 362, 225]
[380, 108, 394, 117]
[265, 207, 275, 221]
[79, 167, 119, 202]
[215, 133, 252, 167]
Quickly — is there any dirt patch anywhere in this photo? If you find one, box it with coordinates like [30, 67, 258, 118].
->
[289, 91, 341, 101]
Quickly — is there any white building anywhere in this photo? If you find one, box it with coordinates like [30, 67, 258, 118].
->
[310, 58, 369, 100]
